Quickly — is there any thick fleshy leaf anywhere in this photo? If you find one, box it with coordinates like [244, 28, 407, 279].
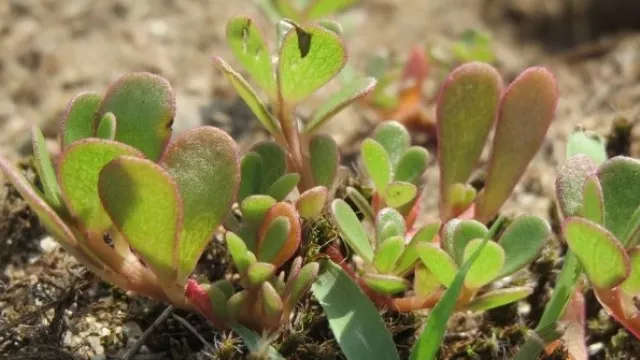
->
[598, 157, 640, 245]
[394, 222, 440, 275]
[226, 16, 275, 94]
[373, 235, 405, 274]
[261, 281, 283, 320]
[226, 231, 254, 273]
[214, 57, 281, 135]
[305, 77, 376, 133]
[567, 128, 607, 165]
[205, 284, 230, 319]
[241, 195, 276, 227]
[96, 112, 116, 140]
[373, 121, 410, 167]
[277, 23, 347, 103]
[463, 239, 505, 289]
[296, 186, 328, 218]
[375, 208, 405, 244]
[437, 62, 502, 219]
[227, 290, 250, 319]
[251, 141, 287, 190]
[452, 220, 488, 265]
[311, 262, 399, 360]
[361, 138, 391, 192]
[309, 134, 339, 188]
[286, 262, 319, 305]
[476, 67, 557, 222]
[257, 216, 290, 264]
[556, 155, 598, 218]
[362, 273, 410, 295]
[417, 243, 458, 287]
[247, 262, 277, 285]
[346, 186, 375, 222]
[394, 146, 429, 184]
[498, 215, 550, 278]
[384, 181, 417, 208]
[331, 199, 374, 262]
[267, 173, 300, 201]
[161, 127, 240, 279]
[305, 0, 358, 19]
[563, 217, 629, 288]
[98, 73, 175, 160]
[582, 174, 604, 224]
[448, 183, 476, 215]
[238, 152, 263, 202]
[624, 206, 640, 249]
[32, 127, 63, 209]
[441, 218, 461, 256]
[414, 264, 441, 296]
[257, 203, 301, 267]
[621, 247, 640, 296]
[60, 92, 101, 148]
[466, 287, 533, 312]
[99, 156, 182, 281]
[58, 139, 143, 233]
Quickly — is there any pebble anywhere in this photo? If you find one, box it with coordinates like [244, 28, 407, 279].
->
[87, 335, 104, 355]
[39, 236, 60, 254]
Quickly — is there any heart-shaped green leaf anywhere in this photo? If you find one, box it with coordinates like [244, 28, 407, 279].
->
[98, 73, 175, 161]
[241, 195, 277, 227]
[373, 235, 405, 274]
[267, 173, 300, 201]
[361, 138, 391, 192]
[238, 152, 263, 202]
[226, 16, 275, 94]
[497, 215, 549, 278]
[226, 231, 254, 273]
[58, 139, 143, 233]
[362, 273, 410, 295]
[476, 67, 557, 222]
[60, 92, 101, 148]
[395, 146, 429, 184]
[621, 247, 640, 296]
[466, 287, 533, 312]
[99, 156, 182, 282]
[452, 220, 488, 265]
[463, 239, 505, 289]
[214, 57, 281, 135]
[582, 174, 604, 224]
[296, 186, 328, 218]
[251, 141, 287, 191]
[32, 127, 63, 210]
[598, 157, 640, 245]
[384, 181, 417, 208]
[417, 243, 458, 287]
[161, 127, 240, 279]
[305, 77, 376, 133]
[96, 112, 116, 140]
[247, 261, 277, 286]
[437, 62, 502, 219]
[394, 221, 440, 275]
[309, 134, 339, 188]
[257, 202, 301, 268]
[257, 216, 291, 264]
[556, 155, 598, 218]
[277, 23, 347, 103]
[305, 0, 358, 19]
[331, 199, 374, 262]
[563, 217, 629, 289]
[373, 121, 410, 168]
[414, 264, 441, 296]
[567, 128, 607, 165]
[375, 207, 406, 244]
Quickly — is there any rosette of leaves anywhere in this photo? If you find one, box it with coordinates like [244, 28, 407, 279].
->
[0, 73, 240, 316]
[215, 15, 374, 191]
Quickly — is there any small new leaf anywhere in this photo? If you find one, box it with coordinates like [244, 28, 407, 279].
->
[331, 199, 374, 262]
[466, 287, 533, 312]
[361, 138, 391, 192]
[362, 273, 410, 295]
[373, 235, 405, 274]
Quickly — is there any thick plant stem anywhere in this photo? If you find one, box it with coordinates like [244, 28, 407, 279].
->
[275, 102, 315, 191]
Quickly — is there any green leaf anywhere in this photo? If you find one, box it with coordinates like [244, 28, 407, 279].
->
[448, 183, 476, 214]
[498, 215, 550, 278]
[346, 186, 375, 222]
[257, 216, 291, 264]
[311, 261, 400, 360]
[373, 235, 405, 274]
[395, 146, 429, 184]
[286, 262, 320, 305]
[277, 23, 347, 103]
[375, 208, 405, 244]
[31, 127, 63, 210]
[98, 72, 175, 161]
[361, 138, 391, 192]
[296, 186, 328, 218]
[452, 220, 488, 265]
[230, 324, 286, 360]
[621, 247, 640, 296]
[96, 112, 116, 140]
[214, 57, 281, 135]
[247, 262, 277, 285]
[394, 221, 440, 275]
[251, 141, 287, 190]
[266, 173, 300, 201]
[227, 290, 249, 319]
[466, 287, 533, 312]
[563, 217, 629, 289]
[362, 273, 410, 295]
[315, 19, 343, 35]
[226, 231, 253, 273]
[305, 77, 376, 133]
[441, 219, 461, 256]
[226, 16, 275, 94]
[555, 155, 598, 218]
[309, 134, 339, 188]
[238, 152, 263, 202]
[437, 63, 502, 219]
[257, 202, 301, 268]
[373, 121, 410, 167]
[241, 195, 277, 227]
[304, 0, 358, 19]
[58, 139, 143, 233]
[476, 67, 557, 222]
[98, 156, 181, 282]
[567, 128, 607, 165]
[203, 283, 230, 319]
[331, 199, 374, 262]
[384, 181, 417, 208]
[624, 205, 640, 249]
[414, 264, 441, 297]
[598, 157, 640, 245]
[463, 239, 505, 289]
[582, 174, 604, 224]
[416, 243, 458, 287]
[161, 127, 240, 279]
[261, 282, 283, 320]
[60, 92, 101, 148]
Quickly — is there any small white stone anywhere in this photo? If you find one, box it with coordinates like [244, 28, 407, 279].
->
[39, 236, 59, 254]
[87, 335, 104, 355]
